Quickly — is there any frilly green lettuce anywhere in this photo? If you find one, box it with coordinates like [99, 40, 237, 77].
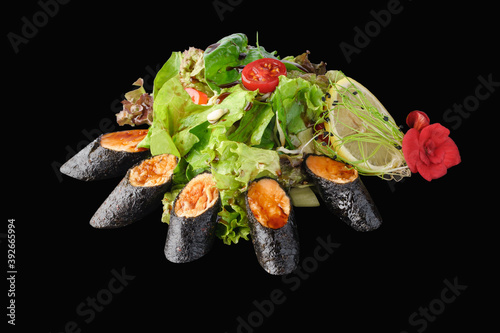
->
[127, 33, 330, 245]
[209, 140, 280, 245]
[154, 81, 281, 245]
[179, 47, 211, 96]
[270, 76, 325, 149]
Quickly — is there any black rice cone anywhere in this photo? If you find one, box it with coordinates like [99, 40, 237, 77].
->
[60, 131, 150, 181]
[164, 173, 222, 263]
[304, 154, 382, 232]
[245, 178, 300, 275]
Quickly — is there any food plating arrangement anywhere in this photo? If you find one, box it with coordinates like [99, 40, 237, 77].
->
[60, 33, 461, 275]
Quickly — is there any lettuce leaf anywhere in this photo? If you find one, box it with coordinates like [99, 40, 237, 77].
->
[136, 33, 334, 246]
[204, 33, 277, 93]
[211, 140, 280, 192]
[216, 194, 250, 245]
[209, 140, 281, 245]
[270, 76, 325, 149]
[179, 47, 212, 96]
[116, 78, 154, 127]
[151, 74, 211, 156]
[160, 159, 190, 224]
[160, 126, 281, 245]
[183, 121, 212, 176]
[153, 51, 182, 99]
[227, 101, 275, 147]
[154, 83, 274, 245]
[161, 188, 183, 224]
[149, 124, 180, 157]
[138, 52, 182, 150]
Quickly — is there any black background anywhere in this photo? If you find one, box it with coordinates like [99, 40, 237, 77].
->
[5, 0, 497, 332]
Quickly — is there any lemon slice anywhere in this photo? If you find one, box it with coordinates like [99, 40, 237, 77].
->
[321, 75, 410, 180]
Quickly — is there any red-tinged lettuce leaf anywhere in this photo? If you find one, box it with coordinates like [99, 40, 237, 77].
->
[293, 51, 327, 75]
[116, 78, 154, 126]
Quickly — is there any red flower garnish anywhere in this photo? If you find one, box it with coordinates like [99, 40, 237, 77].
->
[402, 111, 461, 181]
[406, 110, 430, 131]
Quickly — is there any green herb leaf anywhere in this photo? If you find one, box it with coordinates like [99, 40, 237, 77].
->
[209, 140, 280, 245]
[204, 33, 277, 93]
[227, 101, 274, 146]
[153, 52, 182, 100]
[270, 76, 325, 149]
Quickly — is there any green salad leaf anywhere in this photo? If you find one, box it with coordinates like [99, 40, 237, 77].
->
[270, 76, 325, 149]
[153, 51, 182, 99]
[204, 33, 277, 93]
[152, 74, 211, 156]
[210, 140, 280, 245]
[122, 33, 347, 246]
[179, 47, 211, 96]
[227, 101, 274, 147]
[150, 123, 180, 157]
[153, 80, 280, 245]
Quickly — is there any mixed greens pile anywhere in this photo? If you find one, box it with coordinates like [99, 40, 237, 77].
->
[115, 33, 398, 245]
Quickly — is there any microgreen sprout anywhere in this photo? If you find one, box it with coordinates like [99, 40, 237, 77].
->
[314, 72, 410, 181]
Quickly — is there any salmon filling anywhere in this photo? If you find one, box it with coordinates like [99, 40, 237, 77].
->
[175, 173, 219, 218]
[129, 154, 177, 187]
[306, 155, 357, 183]
[101, 130, 149, 152]
[247, 178, 290, 229]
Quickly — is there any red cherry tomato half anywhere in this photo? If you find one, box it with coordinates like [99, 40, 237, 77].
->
[241, 58, 287, 93]
[185, 87, 208, 105]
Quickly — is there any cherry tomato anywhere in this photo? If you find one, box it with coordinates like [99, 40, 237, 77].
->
[185, 87, 208, 105]
[241, 58, 287, 93]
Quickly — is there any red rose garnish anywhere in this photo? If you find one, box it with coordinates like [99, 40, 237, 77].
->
[402, 111, 461, 181]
